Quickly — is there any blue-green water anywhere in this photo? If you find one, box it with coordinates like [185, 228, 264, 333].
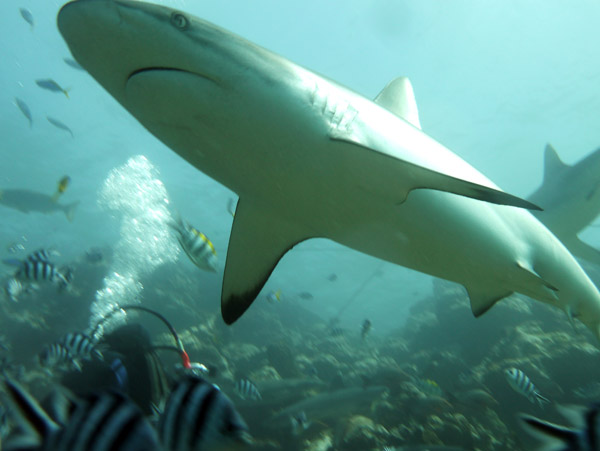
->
[1, 2, 600, 450]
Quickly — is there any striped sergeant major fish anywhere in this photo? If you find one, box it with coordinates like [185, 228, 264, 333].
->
[520, 402, 600, 450]
[158, 375, 251, 450]
[169, 216, 218, 272]
[234, 378, 262, 401]
[38, 342, 81, 372]
[60, 332, 103, 361]
[15, 259, 70, 289]
[26, 248, 60, 263]
[2, 378, 161, 450]
[505, 367, 550, 407]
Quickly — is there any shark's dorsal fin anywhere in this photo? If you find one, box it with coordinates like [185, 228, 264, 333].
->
[374, 77, 421, 129]
[544, 144, 568, 183]
[221, 200, 312, 324]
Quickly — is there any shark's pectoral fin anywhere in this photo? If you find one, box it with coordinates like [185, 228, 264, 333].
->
[374, 77, 421, 129]
[567, 237, 600, 266]
[221, 201, 312, 324]
[466, 285, 513, 317]
[330, 134, 542, 211]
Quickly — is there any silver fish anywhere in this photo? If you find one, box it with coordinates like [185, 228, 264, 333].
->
[234, 378, 262, 401]
[0, 188, 78, 220]
[26, 248, 60, 263]
[16, 259, 69, 288]
[46, 116, 73, 137]
[19, 8, 33, 28]
[36, 79, 69, 98]
[505, 368, 550, 406]
[38, 343, 81, 371]
[60, 332, 103, 361]
[14, 97, 32, 127]
[63, 57, 85, 71]
[5, 278, 23, 302]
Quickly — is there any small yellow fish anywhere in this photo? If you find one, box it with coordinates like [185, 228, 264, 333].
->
[51, 176, 71, 202]
[266, 289, 281, 303]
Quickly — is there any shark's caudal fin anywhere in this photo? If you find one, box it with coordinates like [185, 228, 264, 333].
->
[221, 201, 312, 324]
[374, 77, 421, 129]
[567, 236, 600, 266]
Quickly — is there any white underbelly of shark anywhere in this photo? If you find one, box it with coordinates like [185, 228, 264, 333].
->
[57, 0, 600, 339]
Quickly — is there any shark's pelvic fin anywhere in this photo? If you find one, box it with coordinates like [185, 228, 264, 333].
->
[543, 144, 569, 184]
[329, 136, 542, 210]
[466, 285, 513, 317]
[374, 77, 421, 129]
[221, 200, 312, 324]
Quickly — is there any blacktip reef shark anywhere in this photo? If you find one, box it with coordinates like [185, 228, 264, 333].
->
[528, 144, 600, 266]
[57, 0, 600, 337]
[0, 177, 78, 221]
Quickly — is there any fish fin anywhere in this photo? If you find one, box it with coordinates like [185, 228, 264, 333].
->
[535, 392, 551, 407]
[543, 144, 569, 185]
[565, 305, 579, 333]
[465, 285, 513, 317]
[63, 88, 71, 99]
[3, 378, 59, 441]
[519, 414, 579, 448]
[515, 261, 559, 299]
[64, 201, 79, 222]
[50, 191, 60, 203]
[374, 77, 421, 129]
[221, 200, 312, 324]
[567, 236, 600, 266]
[329, 134, 542, 211]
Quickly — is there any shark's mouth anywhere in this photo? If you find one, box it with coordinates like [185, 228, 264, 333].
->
[127, 67, 219, 85]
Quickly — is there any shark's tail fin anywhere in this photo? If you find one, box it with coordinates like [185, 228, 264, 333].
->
[64, 201, 79, 222]
[567, 237, 600, 267]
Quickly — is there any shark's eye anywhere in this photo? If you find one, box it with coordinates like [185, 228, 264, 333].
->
[171, 12, 189, 30]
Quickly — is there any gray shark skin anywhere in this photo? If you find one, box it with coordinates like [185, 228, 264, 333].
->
[0, 189, 78, 221]
[57, 0, 600, 338]
[528, 144, 600, 265]
[271, 385, 388, 424]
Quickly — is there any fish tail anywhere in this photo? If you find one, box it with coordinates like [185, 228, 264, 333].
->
[2, 258, 22, 267]
[64, 201, 80, 222]
[535, 392, 551, 407]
